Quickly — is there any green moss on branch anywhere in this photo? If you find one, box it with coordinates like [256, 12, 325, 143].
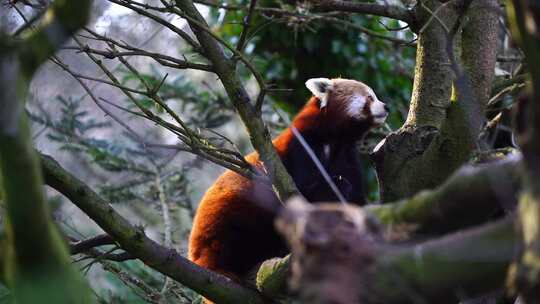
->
[256, 157, 520, 299]
[375, 217, 514, 303]
[275, 198, 515, 304]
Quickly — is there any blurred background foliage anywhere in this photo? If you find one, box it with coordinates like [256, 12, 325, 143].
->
[208, 1, 416, 119]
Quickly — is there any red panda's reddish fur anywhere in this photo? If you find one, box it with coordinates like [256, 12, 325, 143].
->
[188, 99, 323, 280]
[189, 81, 386, 294]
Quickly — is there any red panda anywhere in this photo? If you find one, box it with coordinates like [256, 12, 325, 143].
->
[188, 78, 388, 285]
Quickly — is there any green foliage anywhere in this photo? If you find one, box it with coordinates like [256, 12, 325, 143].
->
[29, 96, 153, 175]
[89, 260, 200, 303]
[120, 66, 233, 129]
[210, 2, 415, 126]
[28, 80, 232, 302]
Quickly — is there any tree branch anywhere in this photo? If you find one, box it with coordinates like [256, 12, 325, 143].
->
[174, 0, 299, 201]
[106, 0, 203, 53]
[308, 0, 414, 24]
[70, 234, 116, 255]
[256, 156, 520, 298]
[505, 1, 540, 300]
[367, 155, 520, 234]
[276, 198, 515, 304]
[373, 0, 500, 202]
[39, 153, 268, 304]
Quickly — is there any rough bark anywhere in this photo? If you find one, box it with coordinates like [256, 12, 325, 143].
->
[373, 0, 499, 202]
[276, 197, 515, 304]
[256, 156, 520, 298]
[0, 1, 93, 303]
[367, 155, 520, 234]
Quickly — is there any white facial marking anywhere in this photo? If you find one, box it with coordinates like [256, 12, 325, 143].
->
[371, 98, 388, 124]
[346, 95, 366, 119]
[305, 78, 333, 108]
[364, 88, 388, 124]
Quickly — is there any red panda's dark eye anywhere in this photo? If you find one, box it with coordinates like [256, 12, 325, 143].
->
[366, 95, 374, 102]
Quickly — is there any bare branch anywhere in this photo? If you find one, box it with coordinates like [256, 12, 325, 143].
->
[62, 43, 212, 71]
[308, 0, 414, 24]
[58, 37, 255, 178]
[106, 0, 202, 52]
[235, 0, 258, 53]
[70, 234, 116, 255]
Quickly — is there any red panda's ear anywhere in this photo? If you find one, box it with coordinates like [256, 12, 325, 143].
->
[305, 78, 333, 108]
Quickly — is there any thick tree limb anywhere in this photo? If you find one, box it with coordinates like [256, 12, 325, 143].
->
[367, 155, 521, 234]
[372, 0, 460, 202]
[256, 156, 521, 298]
[276, 198, 515, 304]
[39, 154, 267, 304]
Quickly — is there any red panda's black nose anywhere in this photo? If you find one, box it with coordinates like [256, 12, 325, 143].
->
[384, 104, 389, 112]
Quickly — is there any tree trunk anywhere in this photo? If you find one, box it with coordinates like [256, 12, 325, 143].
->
[373, 0, 499, 202]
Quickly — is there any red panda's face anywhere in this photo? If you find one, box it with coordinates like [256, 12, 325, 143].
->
[305, 78, 388, 126]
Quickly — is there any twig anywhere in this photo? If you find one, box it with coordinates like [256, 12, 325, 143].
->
[419, 0, 450, 34]
[51, 55, 150, 146]
[497, 55, 524, 62]
[101, 261, 163, 304]
[68, 36, 254, 177]
[70, 234, 116, 254]
[107, 0, 202, 52]
[154, 171, 174, 295]
[235, 0, 258, 52]
[62, 42, 212, 71]
[307, 0, 414, 24]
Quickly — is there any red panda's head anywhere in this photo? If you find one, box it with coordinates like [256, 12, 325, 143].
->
[305, 77, 388, 128]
